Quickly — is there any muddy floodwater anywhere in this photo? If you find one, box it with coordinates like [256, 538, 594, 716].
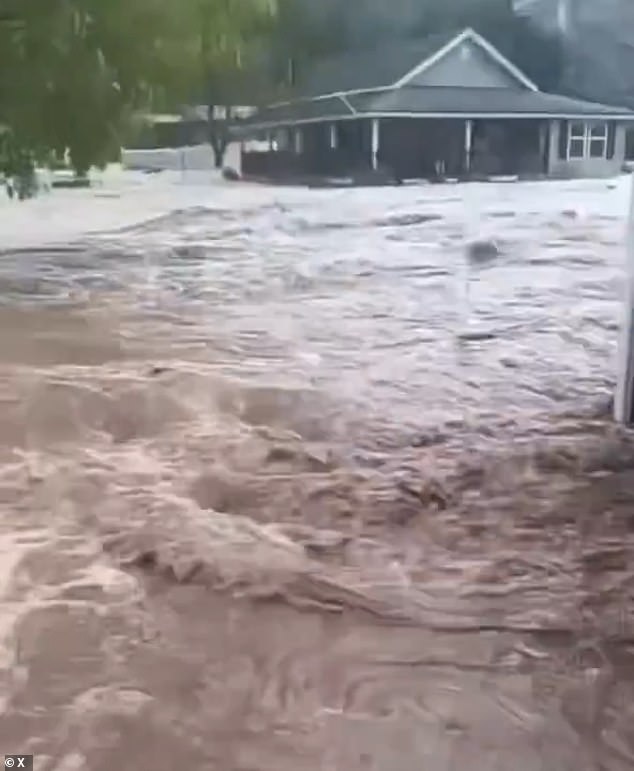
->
[1, 176, 634, 770]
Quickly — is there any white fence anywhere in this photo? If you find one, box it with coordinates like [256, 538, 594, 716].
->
[120, 142, 242, 173]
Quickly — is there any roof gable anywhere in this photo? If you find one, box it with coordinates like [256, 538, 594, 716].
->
[394, 29, 538, 91]
[291, 28, 538, 101]
[403, 39, 525, 89]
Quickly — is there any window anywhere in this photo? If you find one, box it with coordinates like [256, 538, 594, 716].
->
[589, 123, 608, 158]
[567, 122, 586, 159]
[567, 121, 608, 160]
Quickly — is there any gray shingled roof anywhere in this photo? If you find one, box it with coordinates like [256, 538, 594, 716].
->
[232, 86, 634, 134]
[351, 86, 634, 117]
[293, 31, 458, 97]
[231, 27, 634, 135]
[231, 96, 353, 136]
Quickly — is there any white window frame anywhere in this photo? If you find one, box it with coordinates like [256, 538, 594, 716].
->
[566, 121, 608, 161]
[589, 122, 609, 159]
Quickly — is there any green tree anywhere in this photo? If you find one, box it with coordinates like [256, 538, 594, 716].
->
[0, 0, 275, 190]
[200, 6, 278, 167]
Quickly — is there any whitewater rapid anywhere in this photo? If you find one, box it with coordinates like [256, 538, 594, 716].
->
[0, 169, 633, 770]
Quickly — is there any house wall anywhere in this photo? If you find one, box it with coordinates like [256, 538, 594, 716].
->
[547, 120, 627, 178]
[408, 40, 521, 89]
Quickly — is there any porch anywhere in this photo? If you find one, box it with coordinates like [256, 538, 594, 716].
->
[240, 117, 552, 182]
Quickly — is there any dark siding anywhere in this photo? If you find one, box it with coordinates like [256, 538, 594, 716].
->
[606, 121, 617, 159]
[558, 120, 569, 158]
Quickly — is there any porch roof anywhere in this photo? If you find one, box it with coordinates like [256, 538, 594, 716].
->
[235, 95, 354, 129]
[232, 86, 634, 134]
[351, 86, 634, 118]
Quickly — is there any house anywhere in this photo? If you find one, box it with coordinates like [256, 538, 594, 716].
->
[232, 27, 634, 183]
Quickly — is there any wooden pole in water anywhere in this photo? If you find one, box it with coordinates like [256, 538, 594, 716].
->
[614, 175, 634, 423]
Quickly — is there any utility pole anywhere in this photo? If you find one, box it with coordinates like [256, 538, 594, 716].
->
[614, 175, 634, 424]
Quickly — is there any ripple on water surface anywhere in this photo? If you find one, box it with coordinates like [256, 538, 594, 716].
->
[1, 179, 633, 769]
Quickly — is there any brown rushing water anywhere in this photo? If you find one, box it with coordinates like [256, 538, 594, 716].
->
[1, 179, 634, 770]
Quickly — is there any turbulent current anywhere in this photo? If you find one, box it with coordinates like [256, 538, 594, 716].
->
[1, 175, 634, 770]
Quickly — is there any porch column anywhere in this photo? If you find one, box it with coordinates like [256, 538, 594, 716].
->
[547, 120, 559, 176]
[294, 127, 303, 154]
[464, 119, 473, 174]
[371, 118, 380, 170]
[538, 122, 548, 175]
[329, 123, 337, 150]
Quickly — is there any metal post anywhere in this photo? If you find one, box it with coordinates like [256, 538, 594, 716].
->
[294, 127, 303, 154]
[614, 175, 634, 423]
[371, 119, 379, 171]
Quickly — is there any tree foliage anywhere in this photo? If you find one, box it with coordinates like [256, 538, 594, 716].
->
[263, 0, 564, 93]
[0, 0, 275, 181]
[0, 0, 566, 188]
